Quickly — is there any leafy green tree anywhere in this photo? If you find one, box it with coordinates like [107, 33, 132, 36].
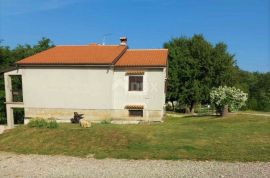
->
[164, 34, 236, 113]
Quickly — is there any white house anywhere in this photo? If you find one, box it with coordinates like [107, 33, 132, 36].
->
[3, 37, 168, 127]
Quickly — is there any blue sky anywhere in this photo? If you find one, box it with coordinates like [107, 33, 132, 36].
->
[0, 0, 269, 72]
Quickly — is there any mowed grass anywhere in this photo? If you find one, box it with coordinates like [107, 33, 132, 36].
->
[0, 114, 269, 161]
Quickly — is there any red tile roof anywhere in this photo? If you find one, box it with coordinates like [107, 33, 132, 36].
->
[17, 45, 127, 65]
[114, 49, 168, 67]
[16, 45, 168, 67]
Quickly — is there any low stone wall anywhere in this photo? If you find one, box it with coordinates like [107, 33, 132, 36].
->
[24, 108, 164, 123]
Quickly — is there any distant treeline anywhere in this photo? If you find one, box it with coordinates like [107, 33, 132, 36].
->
[234, 70, 270, 111]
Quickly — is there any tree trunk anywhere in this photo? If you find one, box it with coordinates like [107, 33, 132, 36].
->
[171, 101, 175, 111]
[185, 107, 190, 114]
[221, 105, 228, 117]
[190, 102, 196, 114]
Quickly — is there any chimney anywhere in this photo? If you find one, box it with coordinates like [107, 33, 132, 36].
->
[120, 37, 127, 45]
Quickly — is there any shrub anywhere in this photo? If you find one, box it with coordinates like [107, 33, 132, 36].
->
[28, 118, 59, 128]
[210, 86, 248, 116]
[47, 120, 59, 128]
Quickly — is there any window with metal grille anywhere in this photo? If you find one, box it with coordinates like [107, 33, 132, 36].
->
[129, 76, 143, 91]
[129, 110, 143, 117]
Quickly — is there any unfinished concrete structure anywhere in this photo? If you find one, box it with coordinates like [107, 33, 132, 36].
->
[3, 38, 168, 127]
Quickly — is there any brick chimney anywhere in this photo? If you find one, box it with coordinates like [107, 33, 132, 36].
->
[120, 37, 127, 45]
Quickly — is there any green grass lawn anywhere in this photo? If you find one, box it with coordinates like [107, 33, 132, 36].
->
[238, 110, 270, 115]
[0, 114, 269, 161]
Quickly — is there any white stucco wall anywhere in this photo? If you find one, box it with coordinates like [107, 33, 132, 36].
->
[3, 67, 166, 122]
[5, 67, 166, 112]
[112, 69, 166, 110]
[21, 67, 114, 109]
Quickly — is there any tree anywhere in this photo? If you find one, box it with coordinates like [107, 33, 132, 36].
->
[164, 34, 236, 113]
[234, 69, 270, 112]
[210, 86, 248, 116]
[248, 72, 270, 111]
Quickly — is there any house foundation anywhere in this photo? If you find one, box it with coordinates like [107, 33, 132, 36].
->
[24, 108, 164, 122]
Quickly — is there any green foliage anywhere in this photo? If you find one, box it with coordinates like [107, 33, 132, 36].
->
[11, 75, 23, 102]
[0, 90, 5, 120]
[164, 34, 268, 112]
[47, 120, 59, 128]
[164, 34, 236, 112]
[0, 117, 7, 125]
[248, 73, 270, 111]
[235, 70, 270, 111]
[28, 118, 59, 128]
[210, 86, 248, 113]
[13, 108, 24, 124]
[0, 82, 6, 123]
[28, 119, 47, 128]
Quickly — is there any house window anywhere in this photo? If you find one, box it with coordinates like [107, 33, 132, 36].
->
[129, 76, 143, 91]
[129, 110, 143, 117]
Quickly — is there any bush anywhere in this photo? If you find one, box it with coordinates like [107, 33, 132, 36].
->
[47, 119, 59, 128]
[210, 86, 248, 115]
[28, 118, 59, 128]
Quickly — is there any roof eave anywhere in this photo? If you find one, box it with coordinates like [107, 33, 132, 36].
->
[16, 63, 112, 67]
[114, 65, 167, 68]
[0, 66, 18, 74]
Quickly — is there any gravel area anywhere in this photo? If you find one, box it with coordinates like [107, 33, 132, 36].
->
[0, 152, 269, 178]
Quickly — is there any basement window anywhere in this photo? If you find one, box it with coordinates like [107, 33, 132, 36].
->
[129, 76, 143, 91]
[129, 110, 143, 117]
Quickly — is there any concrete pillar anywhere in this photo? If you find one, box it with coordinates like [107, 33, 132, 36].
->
[6, 105, 14, 128]
[4, 74, 12, 102]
